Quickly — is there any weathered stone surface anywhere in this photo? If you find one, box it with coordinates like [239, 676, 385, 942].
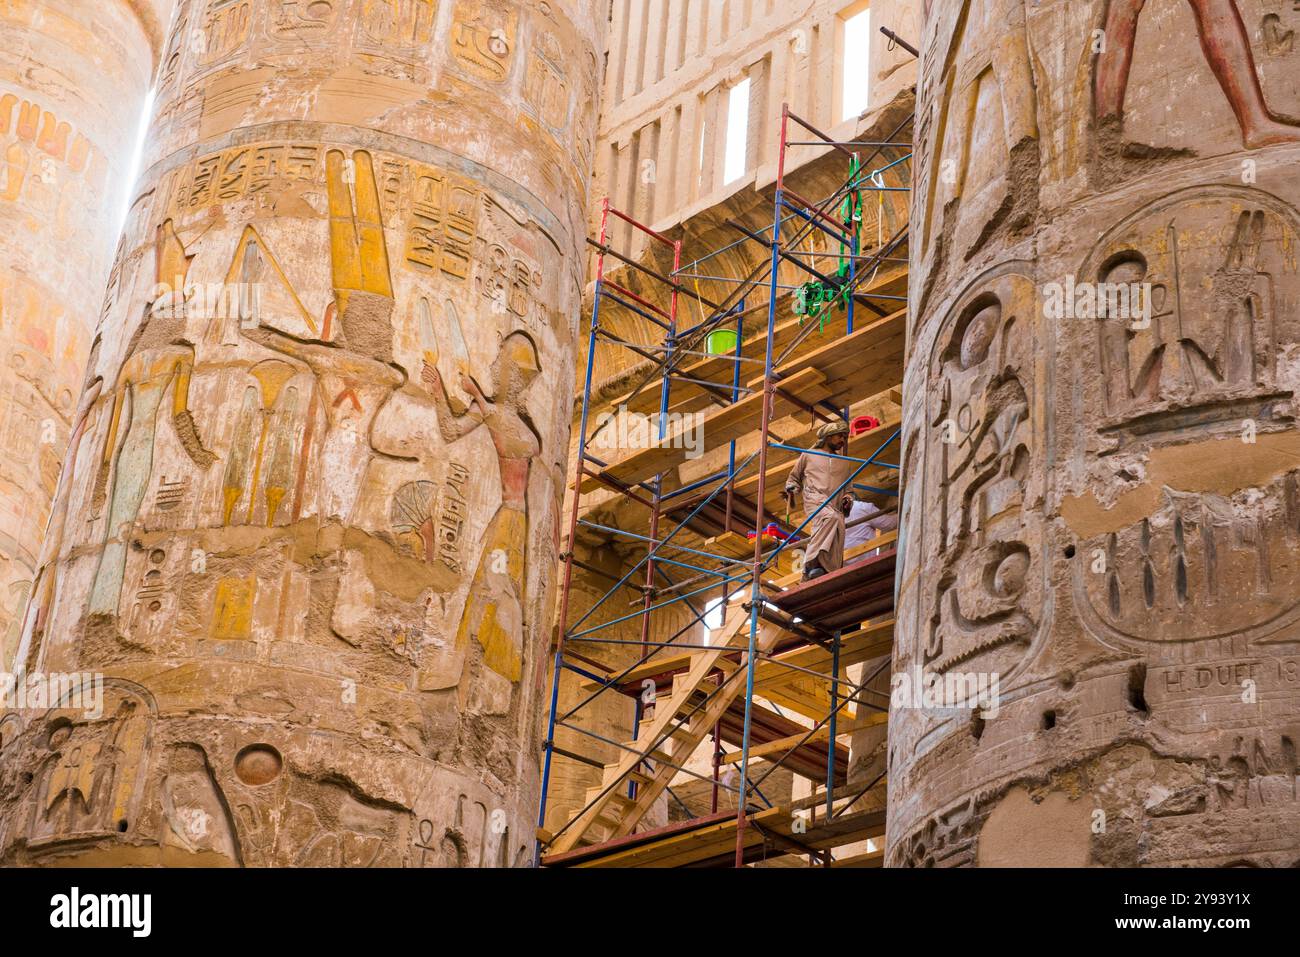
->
[893, 0, 1300, 867]
[0, 0, 601, 867]
[0, 0, 173, 673]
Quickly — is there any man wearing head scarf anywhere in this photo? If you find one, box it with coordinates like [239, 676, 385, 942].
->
[783, 420, 855, 581]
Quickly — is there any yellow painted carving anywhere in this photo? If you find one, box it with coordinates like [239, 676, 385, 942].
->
[210, 576, 256, 640]
[327, 148, 392, 317]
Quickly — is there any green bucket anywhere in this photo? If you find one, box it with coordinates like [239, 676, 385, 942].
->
[706, 329, 738, 355]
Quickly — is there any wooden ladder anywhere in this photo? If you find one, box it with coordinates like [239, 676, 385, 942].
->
[549, 605, 755, 853]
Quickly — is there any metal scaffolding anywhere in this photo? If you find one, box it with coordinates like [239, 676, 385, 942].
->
[537, 101, 913, 868]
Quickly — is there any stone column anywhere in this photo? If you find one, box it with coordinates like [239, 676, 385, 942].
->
[0, 0, 174, 672]
[0, 0, 601, 867]
[893, 0, 1300, 867]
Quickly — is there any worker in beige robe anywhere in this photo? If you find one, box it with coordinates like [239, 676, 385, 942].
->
[784, 420, 856, 581]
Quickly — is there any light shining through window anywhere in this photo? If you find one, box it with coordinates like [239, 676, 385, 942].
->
[724, 78, 750, 184]
[841, 7, 872, 122]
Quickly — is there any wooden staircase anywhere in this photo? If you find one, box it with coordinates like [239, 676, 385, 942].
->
[549, 605, 754, 853]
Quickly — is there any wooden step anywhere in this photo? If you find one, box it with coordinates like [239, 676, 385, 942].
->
[548, 604, 753, 854]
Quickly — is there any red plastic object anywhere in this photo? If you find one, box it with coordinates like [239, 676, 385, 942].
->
[748, 523, 801, 543]
[850, 415, 881, 436]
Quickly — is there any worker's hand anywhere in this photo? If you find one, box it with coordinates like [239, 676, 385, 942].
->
[839, 496, 853, 516]
[783, 487, 797, 508]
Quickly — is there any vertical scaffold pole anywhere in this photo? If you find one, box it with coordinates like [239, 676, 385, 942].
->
[826, 629, 841, 818]
[735, 104, 790, 869]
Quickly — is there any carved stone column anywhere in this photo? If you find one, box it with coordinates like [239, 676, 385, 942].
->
[893, 0, 1300, 867]
[0, 0, 601, 867]
[0, 0, 174, 672]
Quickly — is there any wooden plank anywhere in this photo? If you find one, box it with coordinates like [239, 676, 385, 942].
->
[755, 618, 895, 686]
[768, 531, 898, 590]
[832, 849, 885, 868]
[802, 807, 887, 849]
[549, 606, 751, 854]
[571, 807, 792, 868]
[578, 365, 829, 494]
[578, 312, 903, 496]
[768, 309, 904, 387]
[719, 726, 834, 765]
[619, 264, 909, 417]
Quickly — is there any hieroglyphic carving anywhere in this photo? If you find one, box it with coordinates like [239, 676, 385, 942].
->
[27, 682, 155, 851]
[1262, 13, 1296, 57]
[2, 0, 596, 868]
[918, 264, 1045, 684]
[476, 241, 543, 320]
[405, 164, 480, 279]
[270, 0, 344, 43]
[198, 0, 254, 71]
[523, 30, 572, 134]
[210, 576, 256, 641]
[355, 0, 438, 58]
[449, 0, 517, 84]
[1078, 482, 1300, 649]
[170, 142, 322, 213]
[1072, 185, 1300, 652]
[437, 462, 470, 573]
[1086, 188, 1292, 431]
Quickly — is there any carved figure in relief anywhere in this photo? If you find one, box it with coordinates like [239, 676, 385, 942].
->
[1095, 0, 1300, 148]
[27, 683, 154, 850]
[919, 0, 1039, 265]
[426, 330, 543, 684]
[87, 222, 216, 624]
[19, 378, 103, 657]
[237, 149, 403, 523]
